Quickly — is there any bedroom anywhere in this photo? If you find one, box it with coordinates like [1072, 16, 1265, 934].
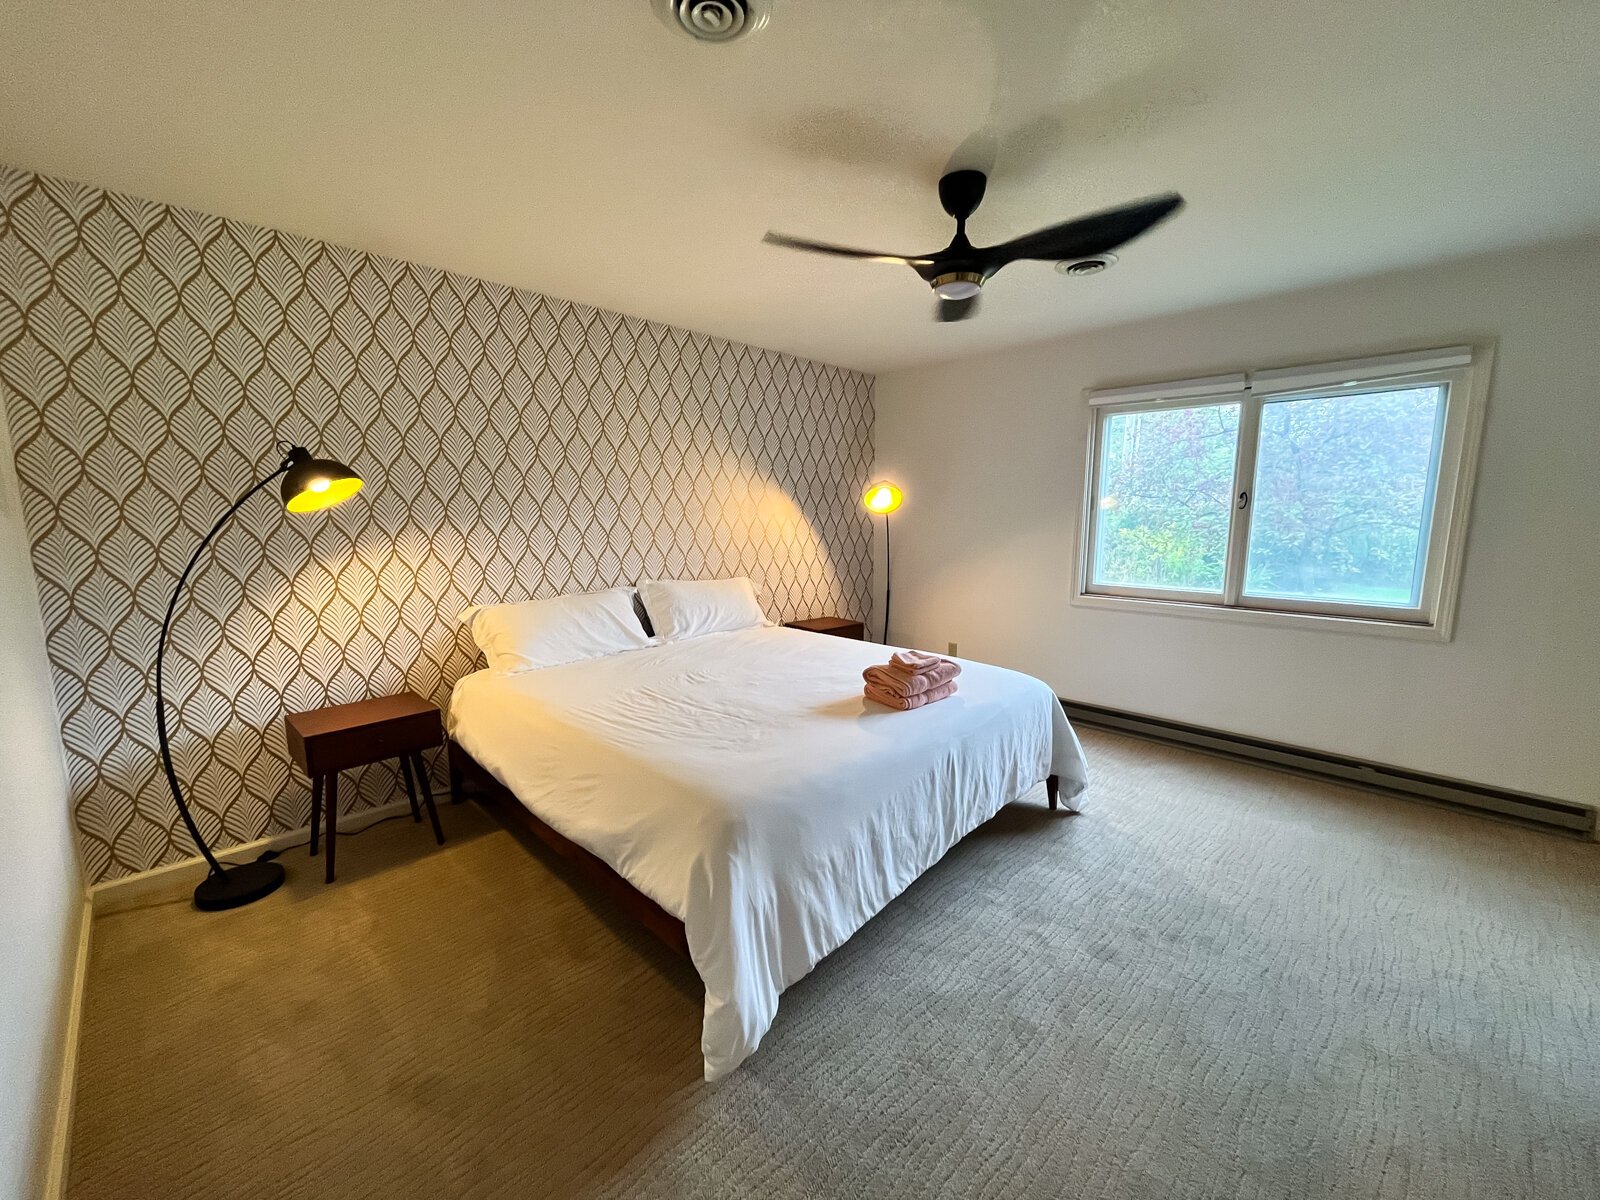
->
[2, 2, 1597, 1198]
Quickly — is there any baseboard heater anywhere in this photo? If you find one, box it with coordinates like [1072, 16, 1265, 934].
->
[1060, 699, 1596, 841]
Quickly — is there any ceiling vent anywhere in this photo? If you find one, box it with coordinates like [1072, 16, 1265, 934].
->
[654, 0, 771, 43]
[1055, 252, 1119, 277]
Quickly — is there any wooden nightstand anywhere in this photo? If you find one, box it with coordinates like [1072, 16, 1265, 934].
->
[784, 616, 866, 640]
[285, 692, 445, 883]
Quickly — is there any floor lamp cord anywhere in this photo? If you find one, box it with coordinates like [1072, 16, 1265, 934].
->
[882, 513, 891, 644]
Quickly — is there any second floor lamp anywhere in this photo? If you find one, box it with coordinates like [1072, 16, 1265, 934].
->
[862, 480, 904, 643]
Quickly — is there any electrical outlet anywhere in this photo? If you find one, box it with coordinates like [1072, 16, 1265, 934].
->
[947, 642, 958, 656]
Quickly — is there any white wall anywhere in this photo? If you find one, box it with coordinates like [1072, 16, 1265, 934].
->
[873, 234, 1600, 803]
[0, 409, 82, 1198]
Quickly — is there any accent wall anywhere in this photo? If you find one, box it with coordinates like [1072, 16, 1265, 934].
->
[0, 166, 875, 884]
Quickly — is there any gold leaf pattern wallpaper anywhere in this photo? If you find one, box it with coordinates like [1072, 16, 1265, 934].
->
[0, 167, 875, 884]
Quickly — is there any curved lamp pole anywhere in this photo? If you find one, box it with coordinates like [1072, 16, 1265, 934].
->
[156, 445, 363, 911]
[862, 480, 904, 644]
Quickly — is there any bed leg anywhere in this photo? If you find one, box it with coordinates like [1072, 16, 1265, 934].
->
[448, 745, 465, 805]
[1046, 774, 1059, 811]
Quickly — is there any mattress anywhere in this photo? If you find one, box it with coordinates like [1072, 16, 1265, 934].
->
[448, 624, 1088, 1079]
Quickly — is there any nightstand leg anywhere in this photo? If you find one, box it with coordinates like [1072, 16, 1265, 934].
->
[309, 774, 324, 857]
[325, 772, 338, 884]
[411, 752, 445, 846]
[399, 755, 422, 823]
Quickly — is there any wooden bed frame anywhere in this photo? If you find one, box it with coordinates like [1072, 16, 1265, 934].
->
[447, 737, 1060, 963]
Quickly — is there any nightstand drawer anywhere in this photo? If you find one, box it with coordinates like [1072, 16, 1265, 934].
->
[285, 694, 442, 776]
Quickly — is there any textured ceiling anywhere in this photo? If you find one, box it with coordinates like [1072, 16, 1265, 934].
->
[2, 0, 1598, 373]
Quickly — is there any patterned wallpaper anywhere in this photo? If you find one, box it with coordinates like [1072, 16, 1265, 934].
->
[0, 167, 874, 884]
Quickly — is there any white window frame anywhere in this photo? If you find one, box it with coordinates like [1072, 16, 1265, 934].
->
[1073, 345, 1492, 641]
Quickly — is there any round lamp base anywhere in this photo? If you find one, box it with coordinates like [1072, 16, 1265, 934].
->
[193, 860, 286, 911]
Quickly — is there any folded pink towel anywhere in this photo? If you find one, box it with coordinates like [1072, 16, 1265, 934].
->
[885, 658, 960, 686]
[864, 679, 958, 711]
[863, 661, 961, 696]
[889, 649, 949, 675]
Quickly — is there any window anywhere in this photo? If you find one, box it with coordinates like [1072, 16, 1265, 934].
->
[1092, 399, 1240, 596]
[1079, 346, 1489, 637]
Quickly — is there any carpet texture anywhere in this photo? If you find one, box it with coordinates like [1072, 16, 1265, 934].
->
[67, 730, 1600, 1199]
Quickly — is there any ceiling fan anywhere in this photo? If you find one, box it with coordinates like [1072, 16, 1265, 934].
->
[763, 170, 1183, 322]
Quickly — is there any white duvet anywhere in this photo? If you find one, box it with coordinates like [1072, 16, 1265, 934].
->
[447, 625, 1088, 1080]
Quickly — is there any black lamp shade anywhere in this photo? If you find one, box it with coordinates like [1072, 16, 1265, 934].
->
[281, 448, 363, 513]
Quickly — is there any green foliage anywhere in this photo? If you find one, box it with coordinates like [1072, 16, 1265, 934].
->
[1094, 387, 1443, 605]
[1095, 403, 1239, 591]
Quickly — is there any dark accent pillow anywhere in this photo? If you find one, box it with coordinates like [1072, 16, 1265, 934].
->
[632, 589, 656, 638]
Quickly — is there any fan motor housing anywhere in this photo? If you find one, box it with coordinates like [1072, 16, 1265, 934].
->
[653, 0, 772, 43]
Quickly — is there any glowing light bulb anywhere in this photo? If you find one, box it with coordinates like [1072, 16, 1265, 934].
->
[861, 480, 903, 515]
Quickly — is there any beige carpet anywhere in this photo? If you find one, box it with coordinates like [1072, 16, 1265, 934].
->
[67, 729, 1600, 1199]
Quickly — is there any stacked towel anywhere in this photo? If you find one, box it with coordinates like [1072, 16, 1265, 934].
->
[862, 661, 960, 697]
[863, 650, 961, 711]
[864, 679, 957, 710]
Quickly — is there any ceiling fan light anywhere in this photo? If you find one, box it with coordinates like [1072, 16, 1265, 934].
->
[932, 272, 983, 301]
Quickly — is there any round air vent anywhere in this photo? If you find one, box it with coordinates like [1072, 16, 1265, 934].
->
[1055, 252, 1119, 277]
[654, 0, 771, 43]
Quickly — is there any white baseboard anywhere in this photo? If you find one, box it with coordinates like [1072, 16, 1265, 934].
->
[1061, 699, 1595, 839]
[41, 896, 91, 1200]
[89, 800, 416, 914]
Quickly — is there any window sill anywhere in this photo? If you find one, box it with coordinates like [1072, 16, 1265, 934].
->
[1070, 589, 1454, 641]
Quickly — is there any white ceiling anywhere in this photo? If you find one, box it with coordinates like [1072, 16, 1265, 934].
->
[3, 1, 1598, 374]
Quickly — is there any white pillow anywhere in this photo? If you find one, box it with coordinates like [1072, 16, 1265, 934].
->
[637, 577, 769, 643]
[460, 588, 652, 673]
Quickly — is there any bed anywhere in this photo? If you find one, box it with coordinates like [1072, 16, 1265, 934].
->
[446, 624, 1088, 1080]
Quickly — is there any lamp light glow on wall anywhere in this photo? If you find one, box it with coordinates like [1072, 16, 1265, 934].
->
[156, 444, 364, 911]
[862, 480, 903, 643]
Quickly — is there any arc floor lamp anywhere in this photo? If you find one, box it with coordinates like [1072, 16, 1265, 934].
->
[862, 480, 904, 643]
[156, 445, 363, 911]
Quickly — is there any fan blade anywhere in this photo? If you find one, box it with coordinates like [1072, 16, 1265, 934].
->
[935, 295, 980, 323]
[984, 193, 1184, 265]
[763, 232, 932, 266]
